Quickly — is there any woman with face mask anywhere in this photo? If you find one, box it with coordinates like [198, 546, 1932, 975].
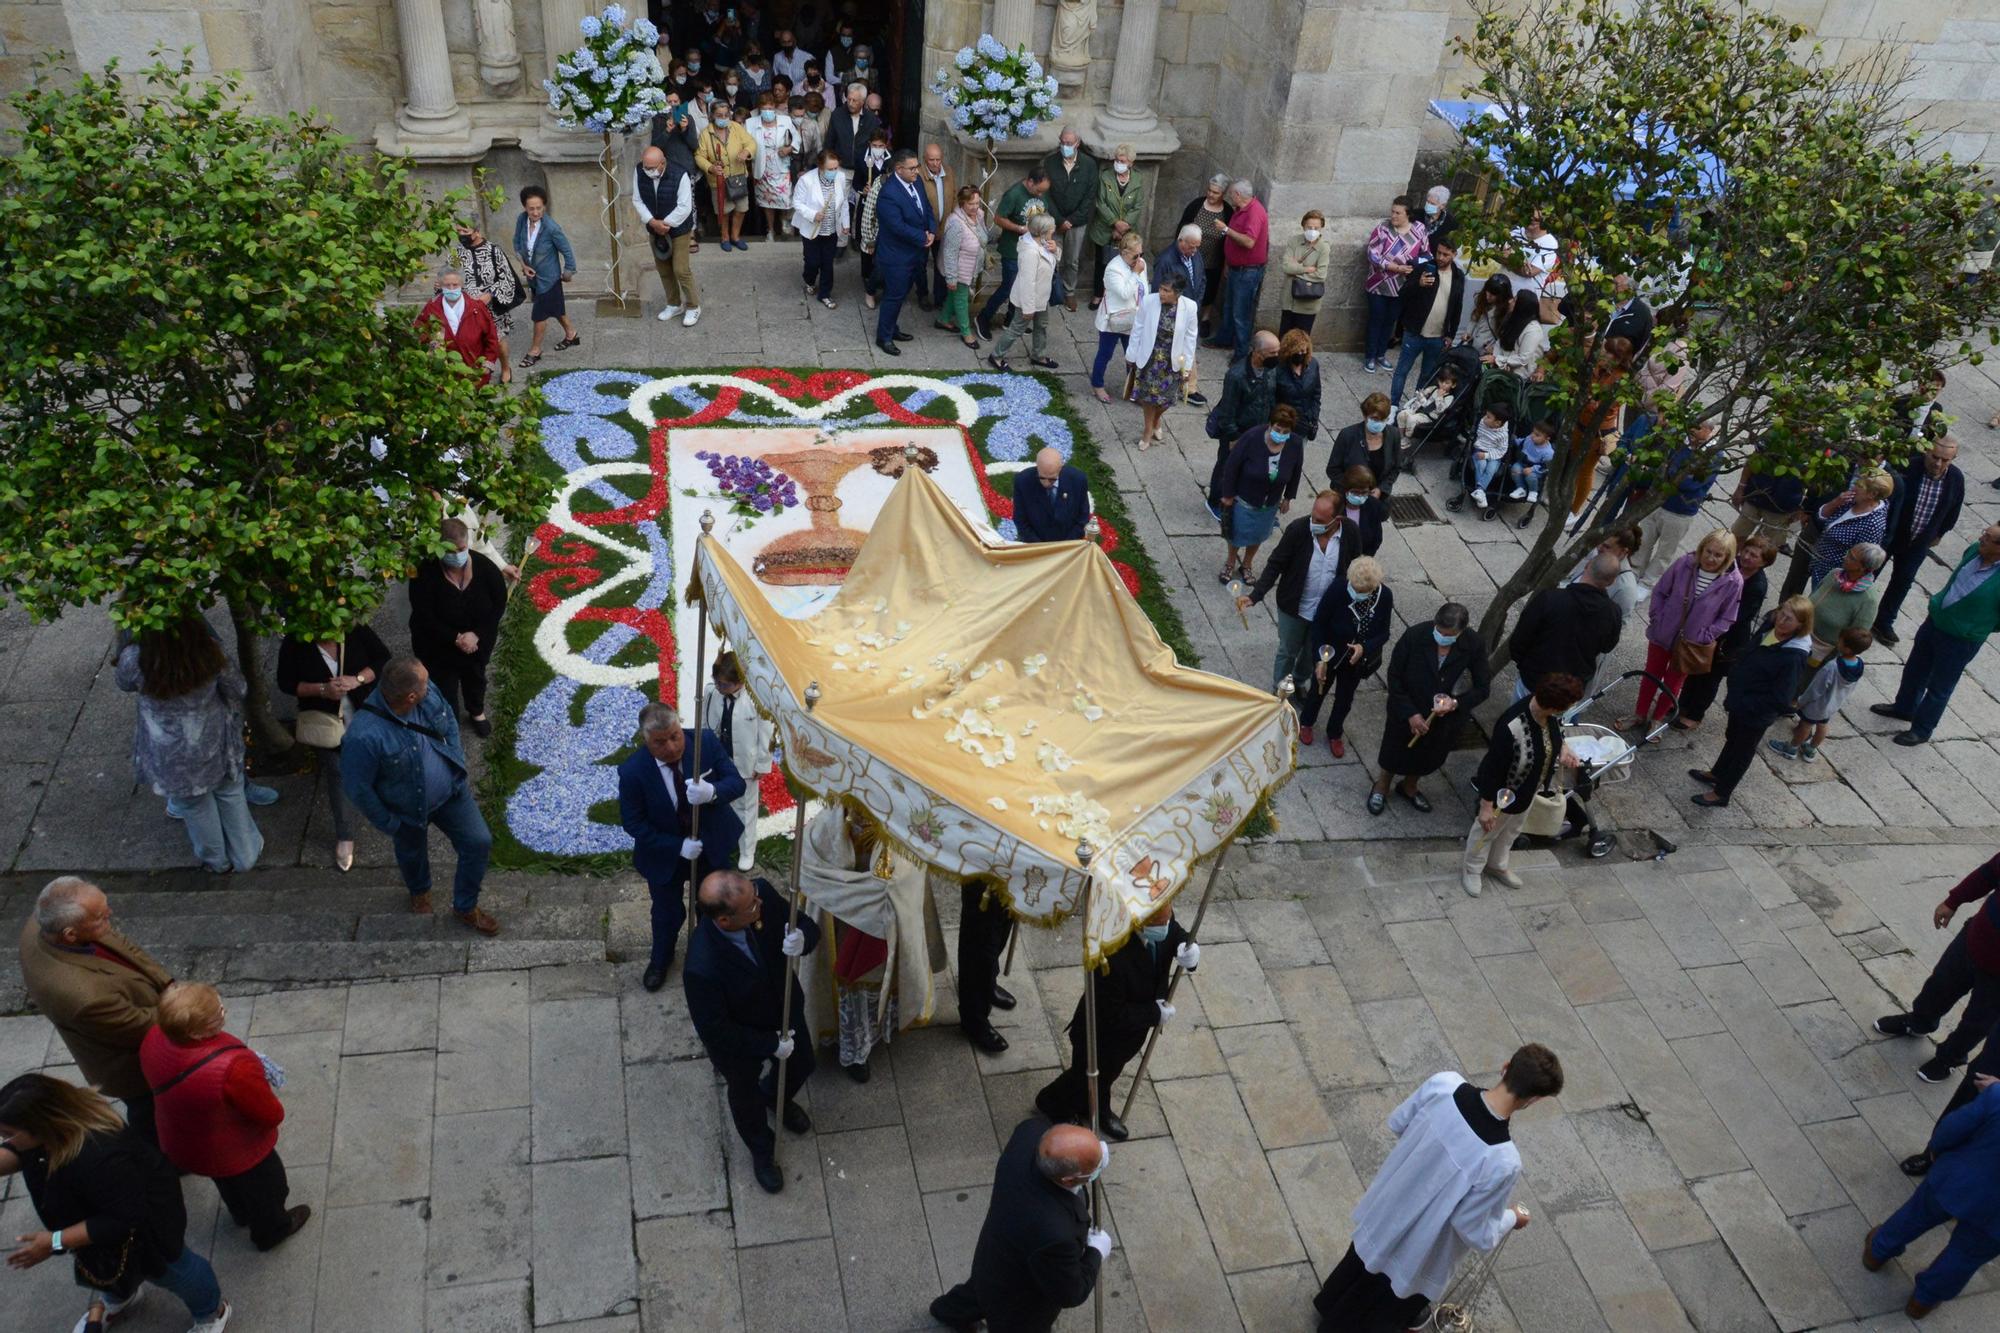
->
[1328, 392, 1404, 496]
[747, 92, 800, 243]
[1280, 208, 1333, 336]
[854, 132, 895, 309]
[407, 517, 509, 738]
[1370, 603, 1490, 816]
[1300, 555, 1394, 759]
[1272, 328, 1322, 445]
[1215, 405, 1307, 584]
[791, 148, 851, 309]
[695, 99, 758, 251]
[1087, 144, 1147, 307]
[937, 184, 989, 351]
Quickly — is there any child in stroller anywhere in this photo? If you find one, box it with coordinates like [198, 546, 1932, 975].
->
[1468, 402, 1512, 513]
[1396, 363, 1462, 436]
[1507, 418, 1558, 509]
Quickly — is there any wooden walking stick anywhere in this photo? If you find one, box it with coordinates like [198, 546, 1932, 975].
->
[1117, 677, 1289, 1120]
[685, 510, 717, 931]
[770, 679, 821, 1167]
[1075, 838, 1105, 1333]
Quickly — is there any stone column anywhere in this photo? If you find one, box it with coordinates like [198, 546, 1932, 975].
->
[472, 0, 524, 92]
[393, 0, 470, 140]
[991, 0, 1034, 52]
[1097, 0, 1163, 139]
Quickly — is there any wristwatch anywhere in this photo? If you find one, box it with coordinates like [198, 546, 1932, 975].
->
[50, 1230, 64, 1253]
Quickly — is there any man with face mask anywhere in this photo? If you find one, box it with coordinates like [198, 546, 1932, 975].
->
[1040, 127, 1100, 312]
[407, 518, 509, 741]
[771, 28, 808, 85]
[822, 19, 859, 83]
[414, 268, 503, 385]
[1034, 903, 1199, 1142]
[931, 1120, 1114, 1331]
[824, 80, 879, 181]
[1205, 330, 1280, 516]
[634, 145, 701, 325]
[1239, 490, 1359, 695]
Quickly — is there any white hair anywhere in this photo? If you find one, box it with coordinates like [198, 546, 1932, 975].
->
[1178, 224, 1203, 245]
[1229, 179, 1254, 200]
[1028, 213, 1057, 239]
[638, 703, 682, 735]
[846, 81, 868, 98]
[35, 876, 97, 935]
[1428, 185, 1452, 206]
[1207, 173, 1230, 192]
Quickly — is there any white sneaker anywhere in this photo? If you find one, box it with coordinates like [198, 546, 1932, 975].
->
[1471, 488, 1488, 509]
[656, 304, 683, 322]
[1460, 873, 1483, 898]
[1507, 486, 1527, 501]
[681, 307, 703, 327]
[1527, 490, 1540, 504]
[187, 1300, 231, 1333]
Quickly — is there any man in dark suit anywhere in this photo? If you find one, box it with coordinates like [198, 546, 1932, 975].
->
[1035, 903, 1200, 1141]
[872, 148, 937, 355]
[1605, 273, 1655, 360]
[930, 1118, 1112, 1332]
[1388, 238, 1464, 406]
[1013, 448, 1092, 543]
[617, 702, 746, 991]
[1240, 492, 1359, 694]
[957, 880, 1017, 1055]
[823, 80, 879, 177]
[1875, 437, 1966, 644]
[684, 869, 819, 1194]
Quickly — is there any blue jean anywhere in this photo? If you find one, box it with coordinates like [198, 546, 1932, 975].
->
[1273, 609, 1312, 694]
[1090, 331, 1127, 388]
[166, 771, 264, 873]
[1364, 291, 1400, 363]
[1892, 618, 1986, 740]
[1389, 332, 1445, 403]
[1472, 455, 1504, 490]
[389, 784, 491, 912]
[1870, 1176, 2000, 1307]
[151, 1243, 223, 1320]
[978, 255, 1019, 327]
[1509, 461, 1547, 494]
[1223, 266, 1264, 359]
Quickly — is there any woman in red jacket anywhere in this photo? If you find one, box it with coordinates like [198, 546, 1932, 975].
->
[140, 983, 310, 1252]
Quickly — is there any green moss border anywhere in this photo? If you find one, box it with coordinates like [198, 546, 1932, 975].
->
[478, 366, 1202, 872]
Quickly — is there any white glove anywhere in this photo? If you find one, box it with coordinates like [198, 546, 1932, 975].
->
[680, 837, 703, 860]
[782, 926, 806, 957]
[1175, 941, 1201, 971]
[1085, 1227, 1114, 1259]
[1156, 999, 1176, 1027]
[774, 1035, 795, 1060]
[686, 778, 716, 805]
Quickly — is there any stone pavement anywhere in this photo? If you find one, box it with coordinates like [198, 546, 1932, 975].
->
[5, 839, 2000, 1330]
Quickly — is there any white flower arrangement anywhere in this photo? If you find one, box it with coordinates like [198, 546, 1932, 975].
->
[930, 34, 1063, 144]
[543, 5, 668, 134]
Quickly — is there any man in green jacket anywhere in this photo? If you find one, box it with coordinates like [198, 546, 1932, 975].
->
[1041, 127, 1100, 312]
[1086, 143, 1147, 307]
[1873, 525, 2000, 745]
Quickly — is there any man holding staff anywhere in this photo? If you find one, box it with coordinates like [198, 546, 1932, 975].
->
[684, 869, 818, 1194]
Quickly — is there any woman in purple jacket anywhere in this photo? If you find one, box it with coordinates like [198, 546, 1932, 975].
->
[1623, 529, 1745, 730]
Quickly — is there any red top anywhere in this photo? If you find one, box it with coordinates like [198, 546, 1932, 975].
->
[138, 1028, 283, 1179]
[413, 294, 504, 385]
[1947, 850, 2000, 973]
[91, 943, 143, 973]
[1223, 198, 1269, 269]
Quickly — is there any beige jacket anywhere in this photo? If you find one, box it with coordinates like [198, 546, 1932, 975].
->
[1010, 239, 1059, 315]
[18, 916, 172, 1100]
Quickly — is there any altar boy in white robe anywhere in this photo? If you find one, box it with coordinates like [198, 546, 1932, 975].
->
[702, 652, 774, 870]
[1314, 1043, 1564, 1331]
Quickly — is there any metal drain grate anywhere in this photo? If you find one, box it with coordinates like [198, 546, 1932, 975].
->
[1387, 494, 1444, 526]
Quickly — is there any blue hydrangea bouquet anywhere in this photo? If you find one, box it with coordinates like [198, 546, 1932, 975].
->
[931, 34, 1064, 150]
[543, 4, 668, 134]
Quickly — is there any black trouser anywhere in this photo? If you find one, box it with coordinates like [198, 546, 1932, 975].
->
[1037, 1026, 1147, 1123]
[1710, 713, 1770, 801]
[1314, 1243, 1430, 1331]
[420, 648, 493, 718]
[1910, 931, 2000, 1068]
[1778, 518, 1823, 601]
[1874, 543, 1928, 633]
[1300, 666, 1365, 738]
[1677, 647, 1734, 722]
[215, 1148, 293, 1248]
[122, 1092, 157, 1148]
[801, 233, 838, 300]
[957, 882, 1010, 1031]
[1938, 1013, 2000, 1129]
[718, 1035, 813, 1161]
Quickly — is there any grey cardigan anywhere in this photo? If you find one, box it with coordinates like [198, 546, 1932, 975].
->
[115, 644, 247, 798]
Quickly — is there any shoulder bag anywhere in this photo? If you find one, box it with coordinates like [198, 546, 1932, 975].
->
[1668, 576, 1716, 676]
[293, 643, 347, 749]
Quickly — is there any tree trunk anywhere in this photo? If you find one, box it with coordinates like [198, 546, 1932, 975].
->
[226, 592, 298, 765]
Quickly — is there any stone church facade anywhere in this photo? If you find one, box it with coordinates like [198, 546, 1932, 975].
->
[5, 1, 1998, 344]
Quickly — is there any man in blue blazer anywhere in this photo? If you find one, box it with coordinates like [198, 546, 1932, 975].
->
[617, 702, 746, 991]
[871, 148, 937, 356]
[684, 870, 820, 1194]
[1865, 1075, 2000, 1317]
[1874, 437, 1966, 644]
[511, 184, 580, 368]
[1012, 447, 1092, 543]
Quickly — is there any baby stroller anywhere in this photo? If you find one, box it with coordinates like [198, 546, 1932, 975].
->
[1398, 342, 1484, 472]
[1511, 669, 1680, 860]
[1446, 372, 1561, 526]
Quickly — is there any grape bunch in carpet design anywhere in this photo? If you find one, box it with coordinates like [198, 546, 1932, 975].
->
[490, 367, 1192, 864]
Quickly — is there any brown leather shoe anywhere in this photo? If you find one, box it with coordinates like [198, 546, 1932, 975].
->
[1064, 295, 1077, 312]
[1861, 1225, 1885, 1271]
[1907, 1295, 1935, 1319]
[454, 907, 500, 935]
[409, 892, 434, 915]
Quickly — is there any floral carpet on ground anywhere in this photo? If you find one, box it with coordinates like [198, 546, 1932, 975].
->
[483, 367, 1194, 868]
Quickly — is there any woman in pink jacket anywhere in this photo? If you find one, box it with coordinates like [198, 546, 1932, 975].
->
[1625, 529, 1745, 729]
[935, 184, 986, 351]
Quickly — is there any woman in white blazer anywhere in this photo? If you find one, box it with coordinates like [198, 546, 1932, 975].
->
[792, 149, 852, 310]
[1127, 269, 1199, 448]
[1090, 231, 1147, 403]
[701, 653, 774, 871]
[986, 214, 1060, 371]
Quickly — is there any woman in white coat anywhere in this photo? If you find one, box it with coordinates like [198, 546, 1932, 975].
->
[700, 652, 773, 871]
[1126, 269, 1199, 449]
[986, 213, 1060, 372]
[1090, 231, 1147, 403]
[791, 148, 851, 310]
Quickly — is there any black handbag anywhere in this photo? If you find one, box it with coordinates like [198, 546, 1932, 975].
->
[1291, 276, 1326, 301]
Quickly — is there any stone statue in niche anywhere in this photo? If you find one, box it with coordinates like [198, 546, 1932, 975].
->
[1049, 0, 1096, 88]
[473, 0, 524, 92]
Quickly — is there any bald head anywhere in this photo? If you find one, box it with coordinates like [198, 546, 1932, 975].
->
[696, 869, 761, 931]
[1036, 1122, 1108, 1186]
[1250, 330, 1280, 365]
[1035, 448, 1064, 482]
[641, 146, 666, 171]
[1583, 552, 1623, 587]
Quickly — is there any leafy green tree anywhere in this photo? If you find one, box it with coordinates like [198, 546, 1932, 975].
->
[0, 58, 549, 748]
[1445, 0, 1997, 660]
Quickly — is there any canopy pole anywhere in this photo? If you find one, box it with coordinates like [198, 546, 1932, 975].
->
[684, 511, 717, 934]
[1076, 839, 1104, 1333]
[771, 680, 821, 1169]
[1001, 919, 1019, 977]
[1117, 845, 1229, 1122]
